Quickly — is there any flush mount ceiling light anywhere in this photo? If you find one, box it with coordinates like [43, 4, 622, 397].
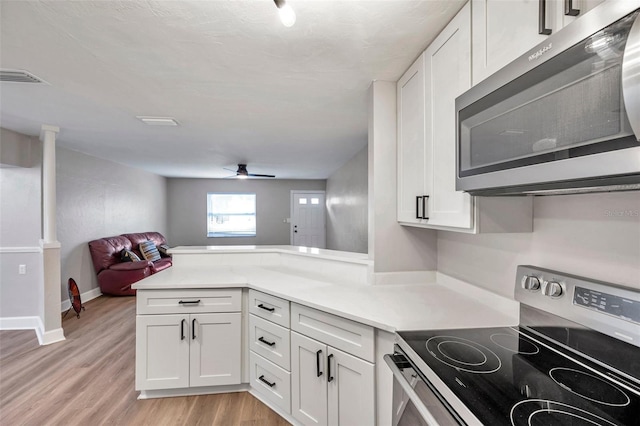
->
[274, 0, 296, 27]
[136, 116, 179, 126]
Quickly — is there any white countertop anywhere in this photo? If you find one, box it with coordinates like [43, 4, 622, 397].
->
[133, 264, 518, 332]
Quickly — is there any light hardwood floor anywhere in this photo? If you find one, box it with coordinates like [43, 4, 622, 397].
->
[0, 296, 290, 426]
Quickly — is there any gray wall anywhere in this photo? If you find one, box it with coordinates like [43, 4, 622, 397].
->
[0, 129, 44, 319]
[167, 178, 326, 246]
[326, 146, 368, 253]
[437, 191, 640, 298]
[57, 148, 168, 300]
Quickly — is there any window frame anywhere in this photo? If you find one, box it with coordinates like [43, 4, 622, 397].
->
[206, 192, 257, 238]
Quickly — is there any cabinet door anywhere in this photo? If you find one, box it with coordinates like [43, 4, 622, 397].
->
[553, 0, 607, 29]
[135, 314, 189, 390]
[190, 312, 241, 387]
[397, 53, 427, 224]
[424, 2, 473, 229]
[327, 347, 375, 426]
[472, 0, 556, 85]
[291, 332, 328, 426]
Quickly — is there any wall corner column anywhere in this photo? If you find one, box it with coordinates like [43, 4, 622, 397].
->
[39, 124, 65, 345]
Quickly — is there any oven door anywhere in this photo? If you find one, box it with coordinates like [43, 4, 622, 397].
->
[384, 350, 461, 426]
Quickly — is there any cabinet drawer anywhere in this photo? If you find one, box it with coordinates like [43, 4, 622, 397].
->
[248, 290, 290, 328]
[250, 351, 291, 414]
[137, 289, 241, 315]
[291, 303, 374, 363]
[249, 314, 291, 370]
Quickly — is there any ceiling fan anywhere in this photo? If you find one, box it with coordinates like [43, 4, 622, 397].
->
[224, 164, 276, 179]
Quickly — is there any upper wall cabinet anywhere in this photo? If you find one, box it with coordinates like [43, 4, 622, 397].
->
[472, 0, 606, 85]
[397, 2, 533, 233]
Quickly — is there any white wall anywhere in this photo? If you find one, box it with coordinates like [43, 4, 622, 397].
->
[368, 81, 438, 274]
[167, 178, 326, 246]
[326, 146, 368, 253]
[438, 192, 640, 298]
[57, 148, 168, 300]
[0, 129, 44, 320]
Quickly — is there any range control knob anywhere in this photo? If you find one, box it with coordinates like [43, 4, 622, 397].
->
[542, 281, 563, 298]
[521, 275, 541, 291]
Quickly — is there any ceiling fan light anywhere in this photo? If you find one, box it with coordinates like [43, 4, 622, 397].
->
[274, 0, 296, 27]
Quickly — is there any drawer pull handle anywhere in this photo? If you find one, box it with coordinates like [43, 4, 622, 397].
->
[258, 375, 276, 388]
[180, 319, 186, 340]
[316, 349, 323, 377]
[258, 336, 276, 347]
[538, 0, 552, 35]
[258, 304, 275, 312]
[179, 300, 201, 305]
[328, 354, 334, 382]
[192, 318, 196, 340]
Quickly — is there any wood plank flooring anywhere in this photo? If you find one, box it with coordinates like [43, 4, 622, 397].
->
[0, 296, 290, 426]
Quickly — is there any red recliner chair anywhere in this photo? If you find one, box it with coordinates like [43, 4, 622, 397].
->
[88, 232, 172, 296]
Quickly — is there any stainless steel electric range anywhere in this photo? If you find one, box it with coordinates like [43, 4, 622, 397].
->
[385, 265, 640, 425]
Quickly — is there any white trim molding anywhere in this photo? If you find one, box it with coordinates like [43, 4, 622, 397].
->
[61, 287, 102, 313]
[39, 327, 65, 346]
[0, 246, 42, 253]
[0, 316, 65, 346]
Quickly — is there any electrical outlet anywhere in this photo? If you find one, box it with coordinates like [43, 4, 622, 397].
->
[18, 264, 26, 275]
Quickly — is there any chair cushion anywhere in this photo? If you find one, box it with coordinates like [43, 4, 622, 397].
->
[88, 235, 133, 274]
[139, 240, 161, 262]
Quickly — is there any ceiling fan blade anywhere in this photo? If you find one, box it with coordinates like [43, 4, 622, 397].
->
[223, 167, 237, 173]
[248, 173, 276, 178]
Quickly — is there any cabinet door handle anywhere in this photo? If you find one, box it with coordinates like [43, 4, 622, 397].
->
[258, 375, 276, 388]
[564, 0, 579, 16]
[180, 319, 186, 340]
[416, 196, 423, 219]
[327, 354, 334, 383]
[316, 349, 323, 377]
[179, 299, 201, 305]
[539, 0, 552, 35]
[422, 195, 429, 220]
[192, 318, 196, 340]
[258, 336, 276, 347]
[258, 303, 275, 312]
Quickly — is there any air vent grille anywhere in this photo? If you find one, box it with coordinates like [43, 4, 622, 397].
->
[0, 70, 46, 83]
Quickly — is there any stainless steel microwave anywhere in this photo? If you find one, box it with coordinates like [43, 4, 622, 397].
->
[456, 1, 640, 195]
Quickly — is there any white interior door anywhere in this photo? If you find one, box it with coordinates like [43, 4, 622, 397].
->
[291, 191, 326, 248]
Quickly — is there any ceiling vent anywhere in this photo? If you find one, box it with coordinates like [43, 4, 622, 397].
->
[0, 69, 47, 84]
[136, 116, 180, 126]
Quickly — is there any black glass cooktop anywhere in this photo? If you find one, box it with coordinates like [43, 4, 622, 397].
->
[398, 327, 640, 426]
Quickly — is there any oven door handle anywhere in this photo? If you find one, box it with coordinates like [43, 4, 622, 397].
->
[384, 354, 439, 425]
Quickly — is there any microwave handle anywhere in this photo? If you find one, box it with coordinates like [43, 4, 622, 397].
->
[384, 354, 438, 425]
[622, 11, 640, 141]
[538, 0, 552, 35]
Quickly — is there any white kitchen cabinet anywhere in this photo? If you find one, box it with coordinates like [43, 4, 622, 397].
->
[397, 52, 427, 224]
[135, 289, 242, 392]
[291, 331, 375, 426]
[472, 0, 607, 85]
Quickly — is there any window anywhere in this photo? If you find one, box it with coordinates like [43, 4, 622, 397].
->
[207, 193, 256, 237]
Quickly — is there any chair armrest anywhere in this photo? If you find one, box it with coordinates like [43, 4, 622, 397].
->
[109, 260, 152, 271]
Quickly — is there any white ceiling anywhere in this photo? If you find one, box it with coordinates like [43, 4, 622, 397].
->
[0, 0, 465, 179]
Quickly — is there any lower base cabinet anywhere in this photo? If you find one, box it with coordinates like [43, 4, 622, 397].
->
[135, 312, 241, 390]
[291, 331, 375, 426]
[250, 351, 292, 414]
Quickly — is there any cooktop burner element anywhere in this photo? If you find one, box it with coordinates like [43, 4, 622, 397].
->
[548, 368, 631, 407]
[490, 333, 540, 355]
[510, 400, 619, 426]
[426, 335, 501, 373]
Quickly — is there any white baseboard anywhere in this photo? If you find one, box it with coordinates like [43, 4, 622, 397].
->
[0, 316, 65, 345]
[61, 287, 102, 312]
[138, 384, 249, 400]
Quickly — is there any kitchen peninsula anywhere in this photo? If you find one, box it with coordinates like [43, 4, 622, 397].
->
[132, 245, 519, 425]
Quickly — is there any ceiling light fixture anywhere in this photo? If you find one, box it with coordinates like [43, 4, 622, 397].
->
[274, 0, 296, 27]
[136, 116, 179, 126]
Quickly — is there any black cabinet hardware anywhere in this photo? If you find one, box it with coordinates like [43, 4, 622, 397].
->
[564, 0, 579, 16]
[258, 375, 276, 388]
[258, 304, 275, 312]
[422, 195, 429, 220]
[316, 349, 323, 377]
[258, 336, 276, 347]
[179, 300, 201, 305]
[539, 0, 552, 35]
[192, 318, 196, 340]
[328, 354, 334, 382]
[416, 196, 422, 219]
[180, 319, 186, 340]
